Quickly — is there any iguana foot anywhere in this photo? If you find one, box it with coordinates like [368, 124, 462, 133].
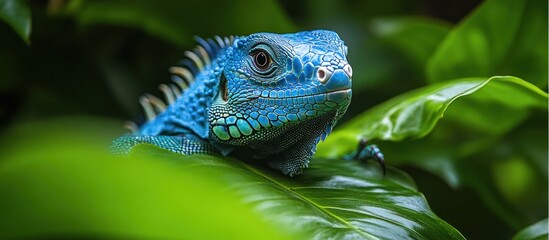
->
[344, 139, 386, 175]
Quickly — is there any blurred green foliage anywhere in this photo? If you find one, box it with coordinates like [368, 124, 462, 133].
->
[427, 0, 548, 87]
[0, 0, 547, 239]
[0, 0, 30, 43]
[0, 117, 295, 239]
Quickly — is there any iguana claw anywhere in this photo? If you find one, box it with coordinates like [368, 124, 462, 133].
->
[345, 139, 386, 175]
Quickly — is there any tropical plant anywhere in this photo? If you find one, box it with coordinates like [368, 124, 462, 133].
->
[0, 0, 546, 239]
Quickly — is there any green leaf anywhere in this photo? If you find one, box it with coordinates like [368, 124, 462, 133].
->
[0, 0, 31, 43]
[427, 0, 548, 88]
[66, 0, 295, 48]
[0, 117, 296, 240]
[317, 76, 548, 158]
[370, 16, 450, 73]
[317, 76, 547, 229]
[139, 146, 464, 240]
[0, 117, 464, 239]
[513, 219, 548, 240]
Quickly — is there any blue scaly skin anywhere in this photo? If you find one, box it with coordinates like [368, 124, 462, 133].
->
[111, 30, 385, 177]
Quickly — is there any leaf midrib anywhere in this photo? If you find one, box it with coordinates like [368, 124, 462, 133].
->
[237, 161, 379, 240]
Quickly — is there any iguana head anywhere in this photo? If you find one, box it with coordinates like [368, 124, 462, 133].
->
[209, 30, 352, 157]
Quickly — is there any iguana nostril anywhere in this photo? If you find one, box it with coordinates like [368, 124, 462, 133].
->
[317, 67, 330, 84]
[344, 64, 353, 78]
[318, 69, 325, 81]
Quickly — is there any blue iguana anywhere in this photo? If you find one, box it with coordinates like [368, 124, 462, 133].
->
[111, 30, 384, 177]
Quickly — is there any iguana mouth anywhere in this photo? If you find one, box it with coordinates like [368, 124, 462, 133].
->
[245, 88, 351, 101]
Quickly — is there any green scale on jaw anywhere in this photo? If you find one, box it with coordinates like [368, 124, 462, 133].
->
[211, 115, 263, 140]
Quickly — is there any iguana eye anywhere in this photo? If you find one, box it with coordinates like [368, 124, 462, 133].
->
[249, 44, 278, 77]
[252, 50, 271, 70]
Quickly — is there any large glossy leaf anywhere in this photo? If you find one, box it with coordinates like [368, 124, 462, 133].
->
[513, 219, 548, 240]
[0, 117, 464, 239]
[379, 128, 548, 231]
[0, 0, 31, 43]
[317, 76, 547, 230]
[138, 146, 464, 240]
[317, 76, 548, 158]
[427, 0, 548, 88]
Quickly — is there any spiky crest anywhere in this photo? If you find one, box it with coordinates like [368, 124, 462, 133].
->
[125, 36, 235, 133]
